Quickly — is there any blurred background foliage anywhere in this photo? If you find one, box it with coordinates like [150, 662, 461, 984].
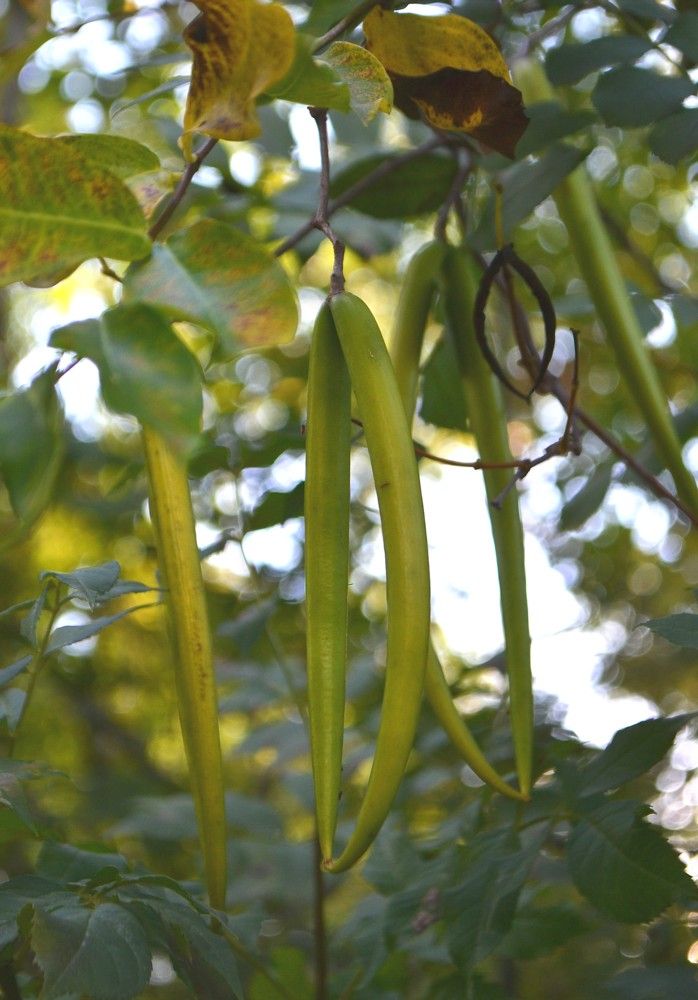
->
[1, 0, 698, 996]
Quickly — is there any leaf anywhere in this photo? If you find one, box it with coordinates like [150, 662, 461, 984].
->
[664, 11, 698, 61]
[124, 219, 298, 357]
[247, 482, 304, 532]
[363, 8, 528, 158]
[330, 152, 458, 219]
[559, 461, 615, 531]
[0, 771, 37, 833]
[0, 369, 64, 524]
[0, 689, 26, 737]
[323, 41, 393, 124]
[592, 67, 695, 127]
[41, 560, 121, 609]
[419, 336, 469, 432]
[183, 0, 295, 152]
[545, 36, 651, 86]
[0, 125, 151, 286]
[644, 613, 698, 649]
[649, 108, 698, 165]
[515, 102, 597, 158]
[577, 714, 696, 796]
[20, 585, 49, 649]
[616, 0, 676, 22]
[36, 842, 129, 883]
[265, 33, 350, 111]
[566, 800, 696, 922]
[606, 965, 698, 1000]
[111, 77, 191, 118]
[0, 656, 32, 688]
[472, 143, 588, 251]
[501, 903, 589, 959]
[217, 597, 278, 656]
[44, 605, 150, 655]
[32, 898, 152, 1000]
[53, 135, 160, 179]
[51, 303, 204, 451]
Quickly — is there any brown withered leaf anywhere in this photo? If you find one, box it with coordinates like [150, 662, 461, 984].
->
[363, 8, 528, 158]
[183, 0, 294, 155]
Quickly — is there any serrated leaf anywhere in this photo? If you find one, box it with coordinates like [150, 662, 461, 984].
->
[0, 125, 150, 286]
[44, 605, 149, 655]
[41, 561, 121, 609]
[124, 219, 298, 357]
[592, 67, 694, 127]
[364, 8, 527, 157]
[54, 135, 160, 179]
[183, 0, 294, 152]
[472, 143, 587, 251]
[567, 800, 696, 922]
[32, 898, 152, 1000]
[649, 108, 698, 165]
[36, 842, 129, 883]
[323, 41, 393, 123]
[644, 613, 698, 649]
[515, 102, 596, 158]
[266, 32, 350, 111]
[330, 152, 458, 218]
[545, 36, 650, 86]
[559, 461, 615, 531]
[577, 714, 696, 796]
[419, 336, 469, 431]
[0, 369, 64, 525]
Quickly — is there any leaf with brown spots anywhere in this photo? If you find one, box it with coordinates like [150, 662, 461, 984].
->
[0, 126, 151, 288]
[363, 8, 528, 158]
[182, 0, 295, 154]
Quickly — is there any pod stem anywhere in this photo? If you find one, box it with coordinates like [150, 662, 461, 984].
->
[142, 427, 227, 910]
[513, 58, 698, 519]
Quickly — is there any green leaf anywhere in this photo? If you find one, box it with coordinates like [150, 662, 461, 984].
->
[0, 689, 26, 737]
[20, 585, 49, 649]
[41, 561, 121, 609]
[501, 903, 589, 959]
[36, 842, 129, 883]
[473, 143, 588, 250]
[52, 304, 204, 451]
[266, 33, 350, 111]
[323, 41, 393, 124]
[53, 134, 160, 179]
[592, 67, 694, 127]
[218, 597, 278, 656]
[566, 800, 695, 922]
[0, 771, 37, 834]
[649, 108, 698, 165]
[515, 102, 597, 158]
[0, 369, 64, 525]
[303, 0, 353, 34]
[111, 77, 191, 118]
[607, 965, 698, 999]
[247, 482, 304, 532]
[0, 875, 61, 949]
[330, 152, 458, 219]
[124, 219, 298, 358]
[577, 714, 696, 796]
[644, 613, 698, 649]
[44, 605, 150, 655]
[32, 898, 152, 1000]
[664, 11, 698, 61]
[419, 336, 469, 432]
[0, 656, 32, 687]
[545, 36, 650, 86]
[559, 461, 615, 531]
[616, 0, 676, 22]
[0, 125, 151, 286]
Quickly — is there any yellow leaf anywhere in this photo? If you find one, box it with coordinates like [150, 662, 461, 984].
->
[363, 8, 511, 83]
[323, 41, 393, 124]
[183, 0, 294, 154]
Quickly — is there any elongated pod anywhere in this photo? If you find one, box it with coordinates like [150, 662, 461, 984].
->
[142, 428, 227, 909]
[442, 247, 533, 798]
[325, 292, 431, 873]
[305, 302, 352, 863]
[513, 58, 698, 519]
[390, 240, 525, 802]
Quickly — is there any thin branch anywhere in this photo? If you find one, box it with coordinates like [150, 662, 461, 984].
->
[274, 135, 445, 259]
[515, 4, 576, 58]
[312, 0, 384, 52]
[147, 137, 218, 241]
[308, 107, 345, 295]
[434, 150, 474, 242]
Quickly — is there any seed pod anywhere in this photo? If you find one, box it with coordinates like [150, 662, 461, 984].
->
[305, 302, 352, 863]
[142, 428, 227, 909]
[442, 246, 534, 797]
[325, 292, 431, 874]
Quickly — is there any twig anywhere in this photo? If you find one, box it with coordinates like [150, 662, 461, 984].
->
[308, 107, 345, 295]
[274, 135, 445, 258]
[147, 137, 218, 241]
[52, 0, 179, 35]
[98, 257, 123, 283]
[515, 4, 576, 58]
[434, 150, 474, 242]
[312, 0, 384, 52]
[313, 835, 329, 1000]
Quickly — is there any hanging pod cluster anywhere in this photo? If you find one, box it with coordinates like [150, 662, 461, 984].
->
[305, 258, 531, 873]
